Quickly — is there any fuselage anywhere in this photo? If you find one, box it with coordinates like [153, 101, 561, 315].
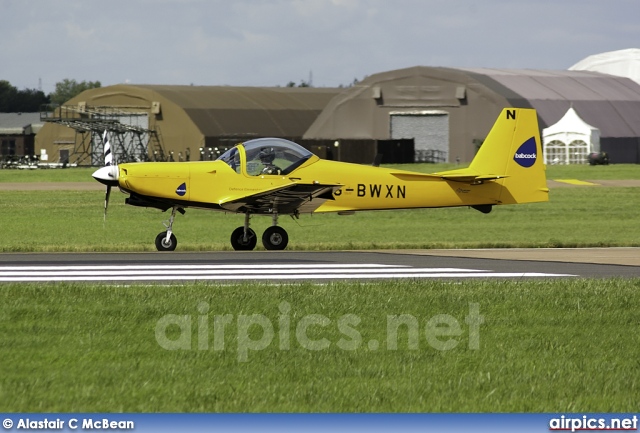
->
[115, 157, 503, 214]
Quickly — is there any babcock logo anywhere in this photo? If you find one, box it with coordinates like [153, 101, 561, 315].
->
[176, 182, 187, 197]
[514, 137, 537, 168]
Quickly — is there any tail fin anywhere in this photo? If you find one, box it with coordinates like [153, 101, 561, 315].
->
[469, 108, 548, 204]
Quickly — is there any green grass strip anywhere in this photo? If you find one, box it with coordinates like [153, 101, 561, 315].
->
[0, 186, 639, 251]
[1, 279, 638, 412]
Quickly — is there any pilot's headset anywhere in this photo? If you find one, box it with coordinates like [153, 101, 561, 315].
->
[259, 147, 276, 164]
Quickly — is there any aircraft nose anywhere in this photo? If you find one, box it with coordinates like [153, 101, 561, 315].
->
[92, 165, 119, 187]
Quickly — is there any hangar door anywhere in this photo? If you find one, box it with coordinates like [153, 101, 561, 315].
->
[390, 111, 449, 162]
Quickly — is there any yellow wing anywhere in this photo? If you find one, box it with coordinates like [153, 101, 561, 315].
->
[219, 182, 341, 214]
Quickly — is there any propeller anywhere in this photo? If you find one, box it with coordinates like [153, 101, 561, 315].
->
[103, 183, 111, 223]
[92, 130, 119, 222]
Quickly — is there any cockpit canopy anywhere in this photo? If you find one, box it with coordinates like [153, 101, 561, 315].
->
[217, 138, 314, 175]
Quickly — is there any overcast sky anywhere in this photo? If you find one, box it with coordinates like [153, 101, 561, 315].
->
[2, 0, 638, 94]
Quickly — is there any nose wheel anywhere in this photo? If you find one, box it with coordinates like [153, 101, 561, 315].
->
[155, 231, 177, 251]
[154, 206, 182, 252]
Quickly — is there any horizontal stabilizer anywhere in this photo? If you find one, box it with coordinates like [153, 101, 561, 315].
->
[392, 171, 508, 183]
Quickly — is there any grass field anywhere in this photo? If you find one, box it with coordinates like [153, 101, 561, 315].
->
[1, 278, 638, 412]
[0, 186, 638, 251]
[0, 163, 637, 252]
[0, 164, 638, 414]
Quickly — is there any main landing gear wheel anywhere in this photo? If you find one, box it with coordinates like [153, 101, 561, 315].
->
[262, 226, 288, 250]
[155, 231, 177, 251]
[231, 227, 257, 251]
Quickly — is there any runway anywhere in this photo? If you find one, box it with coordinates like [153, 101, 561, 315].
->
[0, 248, 637, 283]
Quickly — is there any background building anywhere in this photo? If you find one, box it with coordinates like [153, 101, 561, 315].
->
[36, 85, 341, 165]
[0, 112, 43, 166]
[570, 48, 640, 85]
[35, 60, 640, 166]
[304, 66, 640, 164]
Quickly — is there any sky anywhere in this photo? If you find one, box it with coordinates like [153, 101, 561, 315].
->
[1, 0, 638, 95]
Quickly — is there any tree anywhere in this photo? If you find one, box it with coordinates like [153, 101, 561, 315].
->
[285, 79, 311, 88]
[338, 77, 360, 88]
[0, 80, 18, 112]
[50, 79, 101, 105]
[14, 88, 49, 112]
[0, 80, 49, 112]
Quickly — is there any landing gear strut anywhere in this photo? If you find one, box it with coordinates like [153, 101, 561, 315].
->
[230, 213, 257, 250]
[155, 206, 180, 251]
[151, 206, 290, 252]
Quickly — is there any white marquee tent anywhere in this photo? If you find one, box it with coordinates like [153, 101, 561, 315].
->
[543, 107, 600, 165]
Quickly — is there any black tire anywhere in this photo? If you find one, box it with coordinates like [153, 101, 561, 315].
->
[262, 226, 288, 250]
[155, 231, 177, 251]
[230, 227, 257, 251]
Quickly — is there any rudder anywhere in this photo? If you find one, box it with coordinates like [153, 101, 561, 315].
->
[470, 108, 548, 204]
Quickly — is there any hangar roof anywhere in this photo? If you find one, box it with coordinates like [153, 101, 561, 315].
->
[0, 112, 43, 135]
[461, 67, 640, 137]
[306, 66, 640, 140]
[132, 85, 339, 110]
[67, 84, 341, 139]
[570, 48, 640, 85]
[128, 85, 340, 138]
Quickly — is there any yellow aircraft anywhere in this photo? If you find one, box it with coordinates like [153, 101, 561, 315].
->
[93, 108, 548, 251]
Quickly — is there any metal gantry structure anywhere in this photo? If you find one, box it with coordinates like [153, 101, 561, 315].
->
[40, 105, 166, 165]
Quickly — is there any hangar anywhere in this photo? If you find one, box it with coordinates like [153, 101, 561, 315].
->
[36, 65, 640, 166]
[304, 66, 640, 164]
[36, 85, 341, 165]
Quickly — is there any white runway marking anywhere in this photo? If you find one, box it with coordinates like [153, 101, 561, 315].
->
[0, 263, 575, 282]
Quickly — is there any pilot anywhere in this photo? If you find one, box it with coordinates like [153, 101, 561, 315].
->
[259, 147, 281, 175]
